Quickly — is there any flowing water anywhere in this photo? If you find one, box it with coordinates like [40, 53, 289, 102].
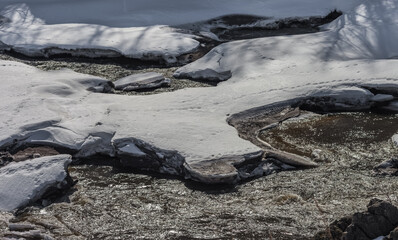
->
[260, 112, 398, 170]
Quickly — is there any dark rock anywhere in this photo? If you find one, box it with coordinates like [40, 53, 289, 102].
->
[316, 199, 398, 240]
[367, 198, 398, 226]
[342, 199, 398, 240]
[314, 216, 352, 240]
[114, 138, 185, 176]
[174, 68, 232, 82]
[0, 151, 14, 167]
[344, 212, 393, 239]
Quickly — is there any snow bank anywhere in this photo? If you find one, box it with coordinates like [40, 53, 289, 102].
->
[176, 0, 398, 80]
[0, 155, 72, 211]
[324, 0, 398, 59]
[0, 4, 199, 63]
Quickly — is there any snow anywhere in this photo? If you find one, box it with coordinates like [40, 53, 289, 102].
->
[0, 4, 199, 63]
[1, 0, 398, 183]
[0, 155, 72, 211]
[0, 0, 364, 62]
[324, 0, 398, 59]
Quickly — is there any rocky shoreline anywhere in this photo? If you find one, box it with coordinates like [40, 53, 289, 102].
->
[1, 6, 398, 239]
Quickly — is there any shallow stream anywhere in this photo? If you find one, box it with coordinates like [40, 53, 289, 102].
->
[4, 112, 398, 239]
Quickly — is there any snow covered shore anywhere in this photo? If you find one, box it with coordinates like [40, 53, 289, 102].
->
[0, 4, 200, 63]
[1, 0, 398, 186]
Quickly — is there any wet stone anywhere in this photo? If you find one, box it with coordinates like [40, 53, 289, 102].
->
[113, 72, 171, 91]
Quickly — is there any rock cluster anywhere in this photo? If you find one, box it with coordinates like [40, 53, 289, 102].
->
[315, 199, 398, 240]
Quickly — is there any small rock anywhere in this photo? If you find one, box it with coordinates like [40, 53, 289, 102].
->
[311, 149, 323, 161]
[371, 94, 395, 103]
[32, 153, 41, 158]
[373, 158, 398, 176]
[0, 152, 14, 167]
[114, 72, 170, 91]
[87, 81, 115, 93]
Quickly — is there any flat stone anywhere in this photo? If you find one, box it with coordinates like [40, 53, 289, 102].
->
[0, 155, 72, 211]
[114, 72, 170, 91]
[371, 94, 395, 102]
